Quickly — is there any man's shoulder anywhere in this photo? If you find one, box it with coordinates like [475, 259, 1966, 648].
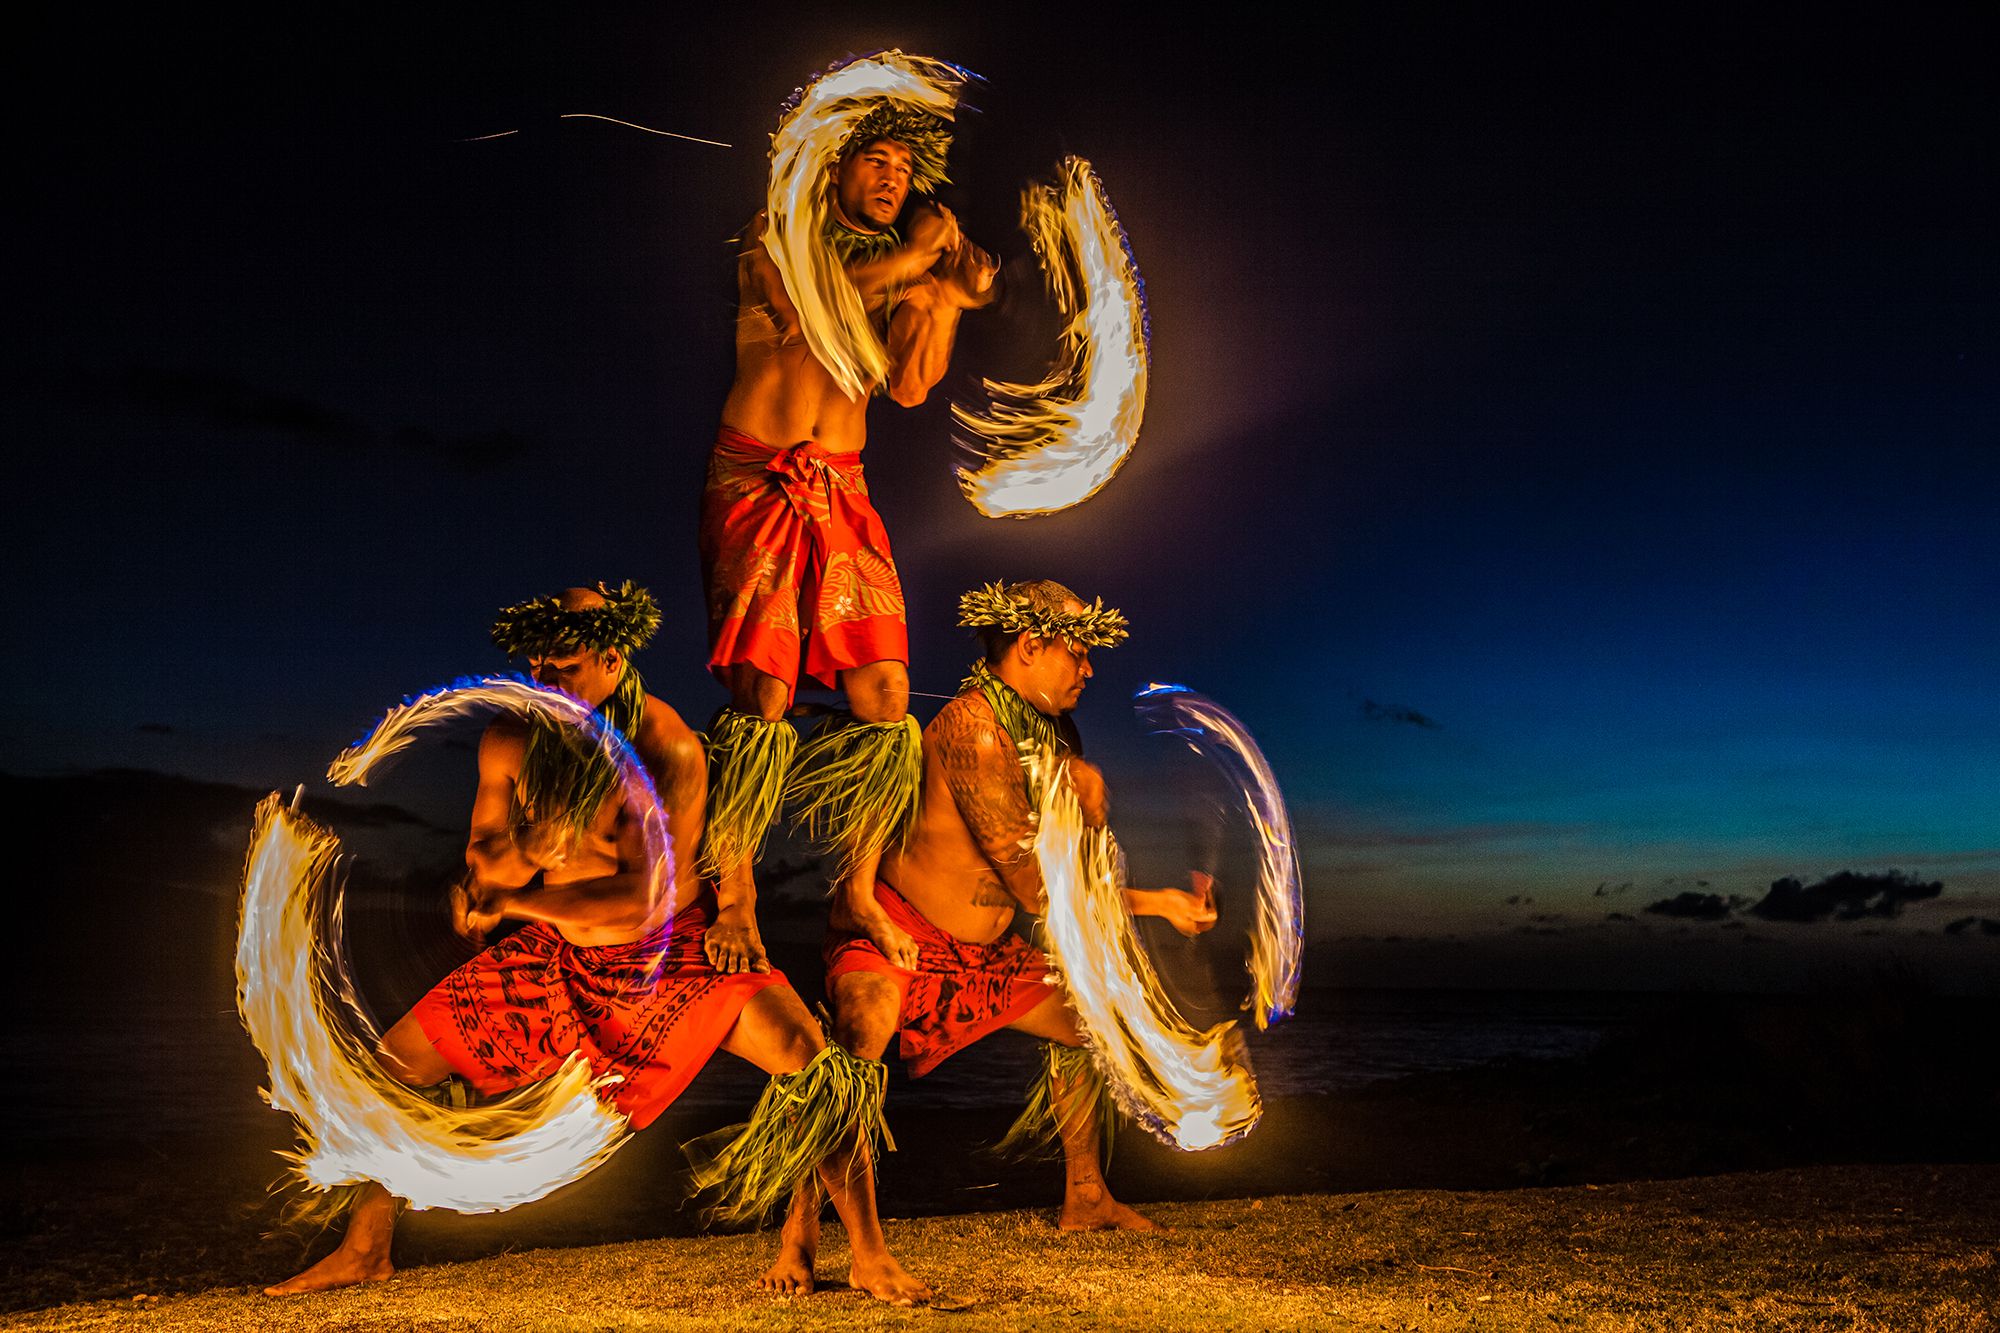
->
[926, 691, 1014, 770]
[479, 712, 531, 756]
[635, 695, 703, 766]
[927, 689, 996, 736]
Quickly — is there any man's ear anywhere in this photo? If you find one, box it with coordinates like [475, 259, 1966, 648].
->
[600, 649, 623, 675]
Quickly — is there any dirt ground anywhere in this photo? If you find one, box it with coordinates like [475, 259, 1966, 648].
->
[8, 1164, 1996, 1332]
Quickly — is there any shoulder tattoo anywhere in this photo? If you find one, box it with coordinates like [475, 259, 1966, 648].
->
[931, 698, 1034, 864]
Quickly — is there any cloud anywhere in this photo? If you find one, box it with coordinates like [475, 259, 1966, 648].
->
[1504, 894, 1534, 907]
[1746, 870, 1944, 924]
[1644, 891, 1737, 921]
[389, 426, 537, 473]
[82, 367, 362, 438]
[1360, 699, 1441, 730]
[69, 367, 538, 474]
[135, 722, 172, 735]
[1943, 916, 2000, 937]
[1604, 911, 1635, 922]
[1593, 881, 1634, 897]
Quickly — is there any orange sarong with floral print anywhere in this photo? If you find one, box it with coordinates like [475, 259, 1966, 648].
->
[699, 426, 908, 705]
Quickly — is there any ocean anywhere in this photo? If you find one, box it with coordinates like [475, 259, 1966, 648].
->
[2, 987, 1657, 1143]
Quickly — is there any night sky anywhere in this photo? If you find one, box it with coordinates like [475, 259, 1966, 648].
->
[10, 6, 1995, 990]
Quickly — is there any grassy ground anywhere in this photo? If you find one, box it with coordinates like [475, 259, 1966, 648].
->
[8, 1165, 1996, 1332]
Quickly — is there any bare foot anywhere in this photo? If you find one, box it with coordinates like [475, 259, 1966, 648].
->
[849, 1252, 933, 1306]
[262, 1247, 394, 1296]
[1059, 1182, 1161, 1232]
[756, 1249, 815, 1296]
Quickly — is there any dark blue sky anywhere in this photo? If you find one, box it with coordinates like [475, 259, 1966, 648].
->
[9, 5, 1995, 987]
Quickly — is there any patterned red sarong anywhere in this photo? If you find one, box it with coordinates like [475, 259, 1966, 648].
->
[699, 426, 908, 705]
[824, 882, 1057, 1077]
[412, 902, 786, 1130]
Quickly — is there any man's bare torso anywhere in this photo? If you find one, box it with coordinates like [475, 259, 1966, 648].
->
[483, 697, 707, 948]
[879, 692, 1035, 946]
[719, 223, 880, 454]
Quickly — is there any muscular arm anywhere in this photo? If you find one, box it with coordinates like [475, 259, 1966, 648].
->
[462, 711, 680, 939]
[464, 721, 547, 889]
[844, 203, 960, 298]
[739, 205, 955, 335]
[935, 699, 1045, 913]
[885, 239, 997, 407]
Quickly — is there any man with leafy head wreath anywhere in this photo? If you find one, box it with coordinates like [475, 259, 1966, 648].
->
[756, 579, 1220, 1288]
[267, 583, 926, 1306]
[699, 53, 998, 978]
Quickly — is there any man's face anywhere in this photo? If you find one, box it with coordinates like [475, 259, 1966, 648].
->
[834, 139, 915, 231]
[1019, 602, 1095, 714]
[527, 648, 620, 709]
[1045, 638, 1094, 714]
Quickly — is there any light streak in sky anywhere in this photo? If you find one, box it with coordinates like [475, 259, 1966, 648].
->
[954, 157, 1149, 517]
[456, 114, 733, 146]
[1135, 684, 1304, 1028]
[555, 113, 733, 146]
[235, 676, 671, 1212]
[765, 51, 966, 401]
[1033, 758, 1261, 1151]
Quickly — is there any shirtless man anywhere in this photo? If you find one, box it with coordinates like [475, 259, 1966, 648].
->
[698, 95, 997, 977]
[760, 578, 1219, 1288]
[266, 584, 924, 1304]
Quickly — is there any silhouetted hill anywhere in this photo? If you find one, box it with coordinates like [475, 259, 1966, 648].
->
[3, 770, 449, 1012]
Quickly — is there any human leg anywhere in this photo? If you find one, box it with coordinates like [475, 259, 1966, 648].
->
[789, 660, 920, 967]
[700, 668, 797, 892]
[716, 986, 929, 1304]
[1006, 994, 1158, 1232]
[262, 1015, 454, 1295]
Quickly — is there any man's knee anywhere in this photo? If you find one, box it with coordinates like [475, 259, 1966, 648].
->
[831, 972, 901, 1059]
[379, 1013, 454, 1087]
[727, 666, 789, 722]
[843, 661, 909, 724]
[732, 985, 828, 1075]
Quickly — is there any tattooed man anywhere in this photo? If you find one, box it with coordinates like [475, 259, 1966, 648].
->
[758, 579, 1218, 1289]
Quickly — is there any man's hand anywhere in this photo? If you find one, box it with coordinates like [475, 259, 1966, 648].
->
[905, 204, 962, 263]
[931, 237, 999, 310]
[705, 902, 772, 975]
[830, 877, 921, 971]
[451, 878, 507, 946]
[1134, 881, 1219, 938]
[512, 821, 569, 873]
[1064, 757, 1110, 828]
[870, 917, 921, 972]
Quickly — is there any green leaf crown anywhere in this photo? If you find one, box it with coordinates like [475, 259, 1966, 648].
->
[956, 581, 1130, 649]
[489, 581, 662, 659]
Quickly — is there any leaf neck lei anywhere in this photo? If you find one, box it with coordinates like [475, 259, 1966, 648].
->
[962, 661, 1081, 803]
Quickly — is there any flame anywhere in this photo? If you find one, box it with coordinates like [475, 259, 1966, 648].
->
[954, 157, 1149, 517]
[1135, 685, 1304, 1029]
[765, 51, 966, 401]
[1033, 762, 1260, 1151]
[235, 676, 672, 1212]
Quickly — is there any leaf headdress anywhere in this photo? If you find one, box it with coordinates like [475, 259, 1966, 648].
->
[957, 581, 1130, 650]
[489, 581, 662, 660]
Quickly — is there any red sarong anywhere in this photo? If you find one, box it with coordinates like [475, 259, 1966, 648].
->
[412, 902, 786, 1130]
[699, 426, 908, 706]
[824, 882, 1057, 1077]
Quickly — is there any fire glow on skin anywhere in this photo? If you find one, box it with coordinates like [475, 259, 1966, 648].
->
[238, 677, 670, 1212]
